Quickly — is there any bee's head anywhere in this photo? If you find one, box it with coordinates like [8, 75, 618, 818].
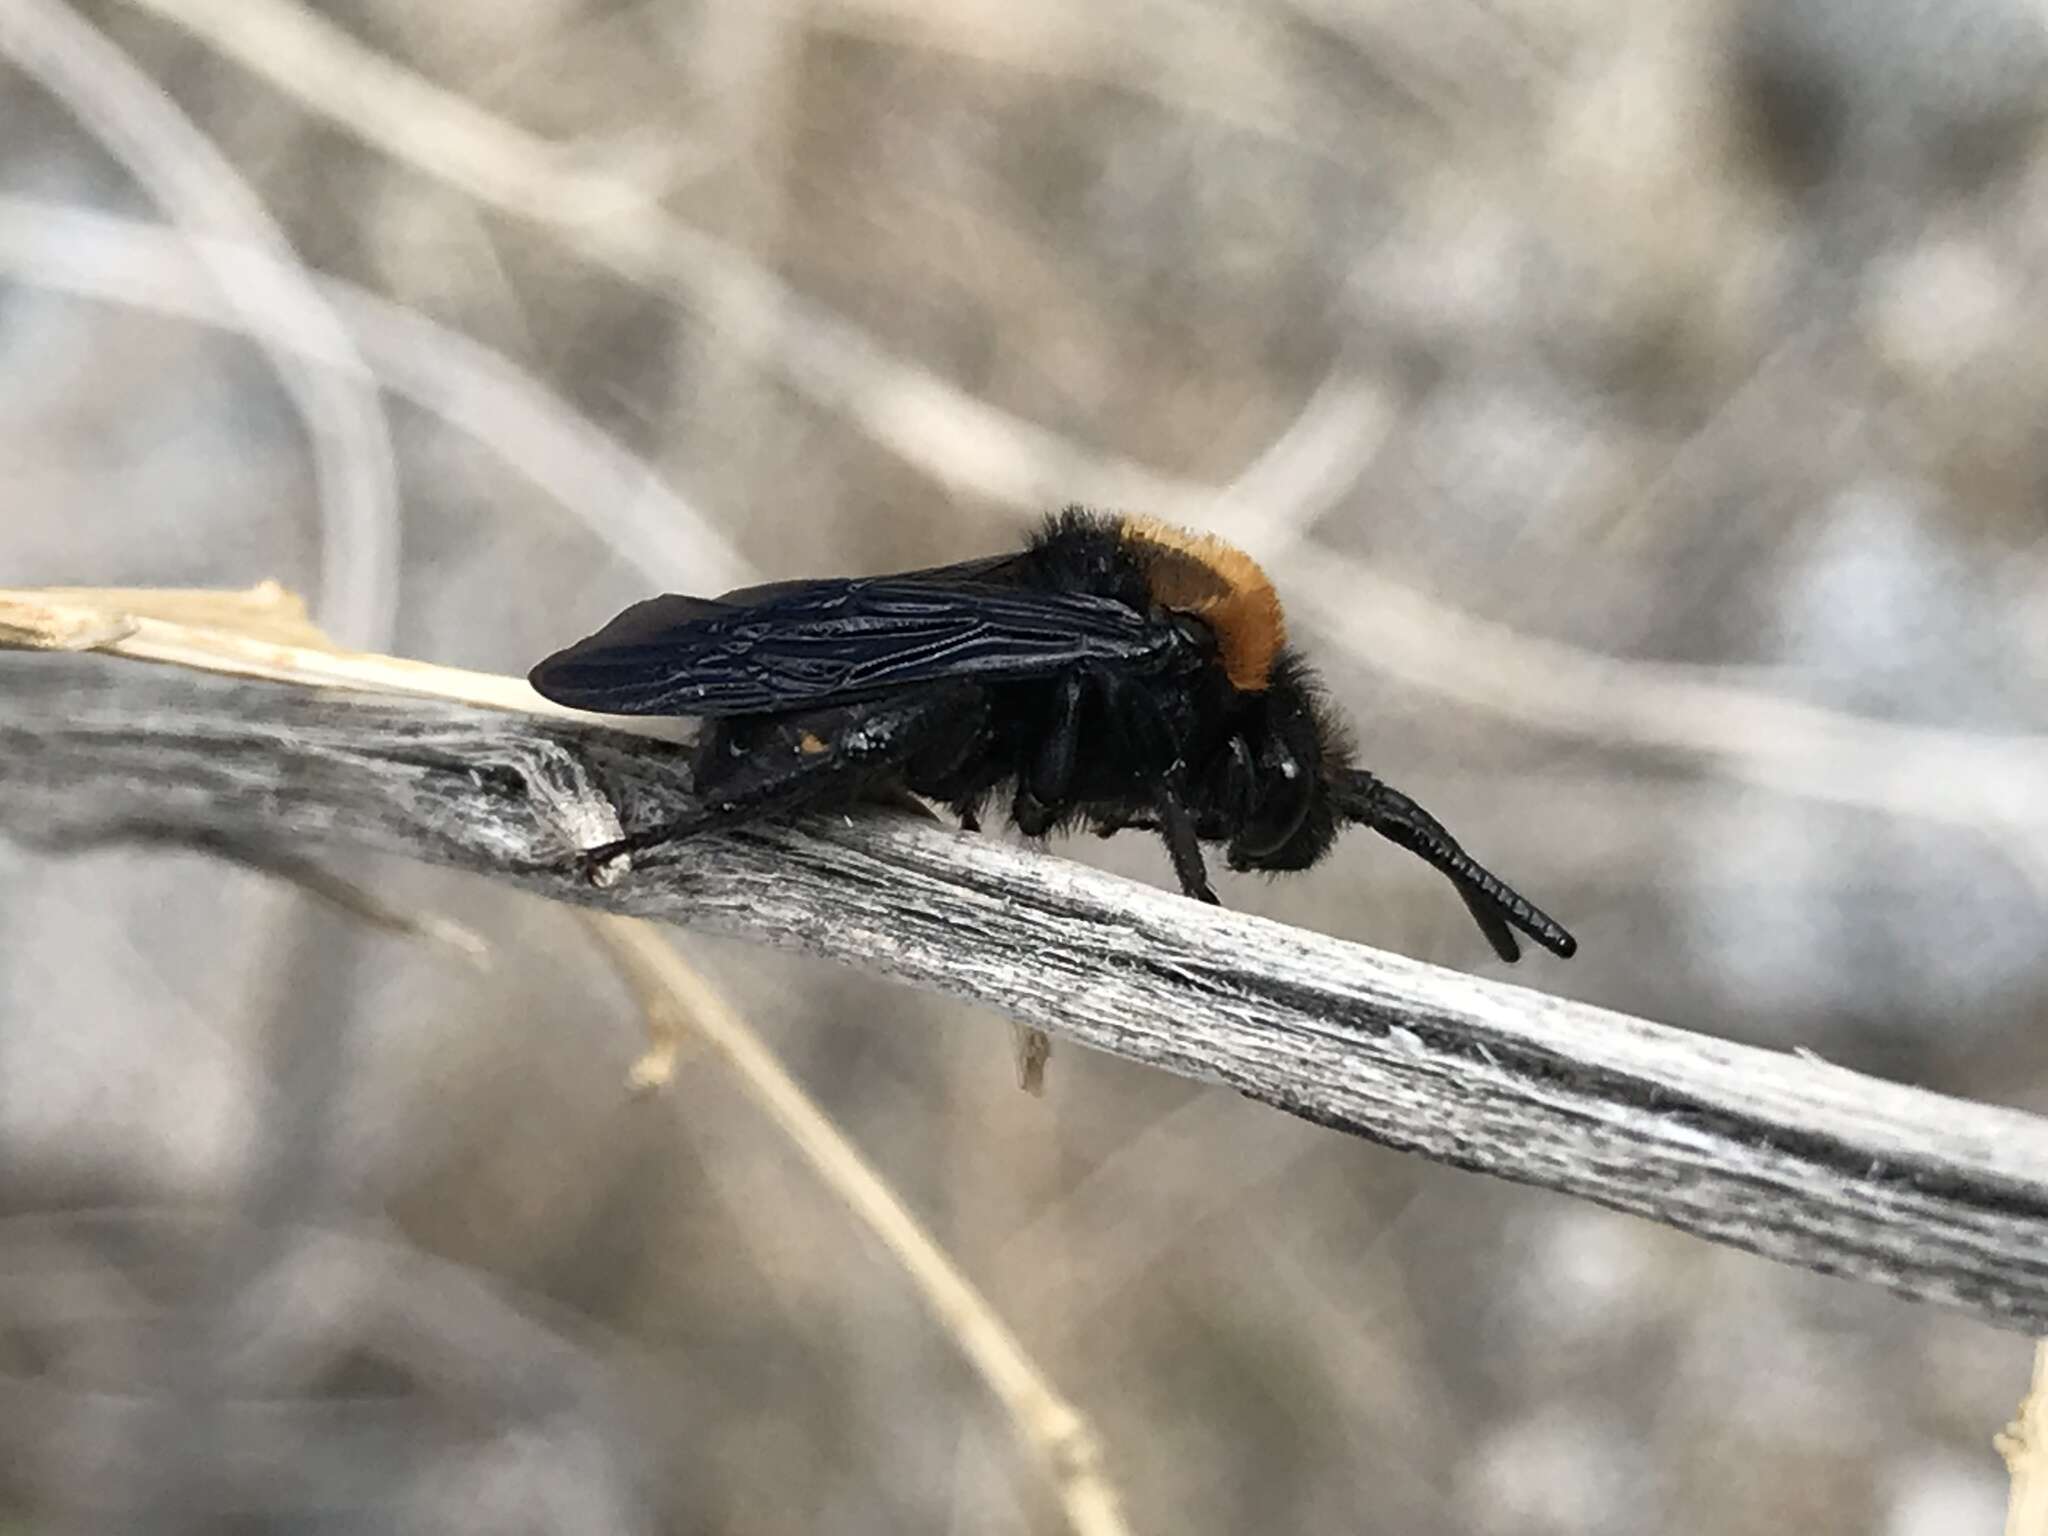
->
[1204, 645, 1579, 963]
[1222, 659, 1345, 873]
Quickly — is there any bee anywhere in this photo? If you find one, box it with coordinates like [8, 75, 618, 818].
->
[529, 509, 1575, 961]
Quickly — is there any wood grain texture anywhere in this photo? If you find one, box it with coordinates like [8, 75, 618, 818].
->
[7, 655, 2048, 1331]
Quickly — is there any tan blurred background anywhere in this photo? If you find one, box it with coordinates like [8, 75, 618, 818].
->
[4, 0, 2048, 1530]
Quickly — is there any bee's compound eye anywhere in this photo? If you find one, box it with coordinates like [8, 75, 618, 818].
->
[1232, 738, 1313, 862]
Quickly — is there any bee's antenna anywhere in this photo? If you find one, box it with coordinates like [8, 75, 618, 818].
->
[1333, 770, 1577, 962]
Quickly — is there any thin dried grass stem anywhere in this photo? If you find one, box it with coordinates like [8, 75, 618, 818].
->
[0, 588, 681, 741]
[583, 915, 1133, 1536]
[2001, 1342, 2048, 1536]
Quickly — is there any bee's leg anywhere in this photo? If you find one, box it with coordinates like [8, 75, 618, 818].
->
[897, 696, 999, 836]
[868, 785, 944, 822]
[902, 691, 993, 785]
[1154, 788, 1220, 905]
[1091, 811, 1159, 837]
[1086, 670, 1219, 903]
[574, 689, 981, 878]
[1032, 672, 1086, 802]
[1012, 798, 1054, 837]
[1014, 671, 1086, 836]
[571, 820, 713, 881]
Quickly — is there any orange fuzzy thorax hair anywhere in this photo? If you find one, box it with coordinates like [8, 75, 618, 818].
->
[1119, 517, 1286, 691]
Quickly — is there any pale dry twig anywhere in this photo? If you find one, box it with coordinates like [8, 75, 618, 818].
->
[0, 586, 682, 742]
[583, 915, 1134, 1536]
[2001, 1342, 2048, 1536]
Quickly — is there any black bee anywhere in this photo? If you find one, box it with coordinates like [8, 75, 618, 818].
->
[529, 509, 1575, 961]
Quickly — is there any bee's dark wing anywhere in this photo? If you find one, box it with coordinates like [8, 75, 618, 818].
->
[530, 576, 1176, 717]
[545, 593, 736, 646]
[708, 550, 1026, 609]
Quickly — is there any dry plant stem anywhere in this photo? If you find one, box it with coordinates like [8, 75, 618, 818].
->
[2003, 1342, 2048, 1536]
[11, 644, 2048, 1335]
[0, 588, 683, 743]
[1012, 1022, 1053, 1095]
[581, 916, 1132, 1536]
[218, 842, 491, 969]
[590, 913, 688, 1094]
